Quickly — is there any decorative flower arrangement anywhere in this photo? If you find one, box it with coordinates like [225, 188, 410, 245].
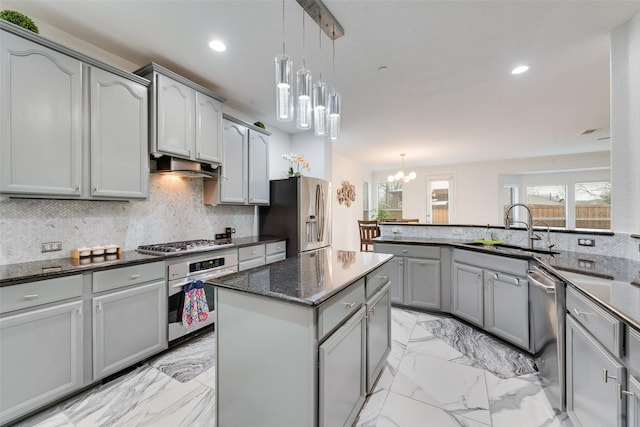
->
[282, 153, 310, 177]
[337, 181, 356, 207]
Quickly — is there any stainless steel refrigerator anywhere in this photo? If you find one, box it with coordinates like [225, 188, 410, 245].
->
[259, 176, 331, 257]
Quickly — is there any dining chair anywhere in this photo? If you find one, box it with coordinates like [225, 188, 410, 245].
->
[358, 220, 380, 252]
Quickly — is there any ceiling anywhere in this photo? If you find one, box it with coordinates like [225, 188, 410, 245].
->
[5, 0, 640, 172]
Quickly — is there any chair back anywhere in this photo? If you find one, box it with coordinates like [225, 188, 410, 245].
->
[401, 218, 419, 223]
[358, 220, 380, 251]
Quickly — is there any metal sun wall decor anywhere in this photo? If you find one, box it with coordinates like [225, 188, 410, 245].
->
[337, 180, 356, 207]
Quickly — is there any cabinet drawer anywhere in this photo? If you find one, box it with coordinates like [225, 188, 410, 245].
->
[93, 262, 164, 293]
[567, 286, 623, 358]
[265, 241, 286, 256]
[374, 243, 440, 259]
[318, 278, 365, 340]
[366, 261, 392, 299]
[239, 244, 266, 261]
[0, 275, 83, 314]
[239, 258, 266, 272]
[626, 327, 640, 376]
[266, 253, 286, 264]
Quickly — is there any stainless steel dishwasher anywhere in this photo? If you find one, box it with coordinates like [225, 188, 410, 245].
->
[528, 264, 566, 413]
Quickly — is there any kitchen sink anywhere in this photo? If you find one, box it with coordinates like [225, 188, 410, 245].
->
[464, 241, 560, 255]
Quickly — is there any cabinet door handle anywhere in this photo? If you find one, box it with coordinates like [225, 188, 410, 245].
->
[96, 302, 103, 312]
[344, 302, 356, 310]
[573, 308, 593, 317]
[401, 249, 408, 253]
[514, 277, 520, 285]
[619, 383, 635, 399]
[23, 294, 38, 300]
[77, 305, 83, 317]
[377, 275, 389, 281]
[398, 262, 404, 266]
[94, 186, 99, 193]
[130, 274, 141, 280]
[75, 186, 80, 192]
[493, 272, 499, 280]
[420, 261, 427, 266]
[369, 307, 375, 317]
[603, 369, 617, 383]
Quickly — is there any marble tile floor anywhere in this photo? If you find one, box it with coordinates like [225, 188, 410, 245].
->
[13, 309, 570, 427]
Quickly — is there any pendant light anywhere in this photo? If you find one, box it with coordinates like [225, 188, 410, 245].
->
[296, 9, 312, 129]
[328, 25, 341, 141]
[275, 0, 293, 122]
[387, 153, 417, 183]
[313, 11, 327, 136]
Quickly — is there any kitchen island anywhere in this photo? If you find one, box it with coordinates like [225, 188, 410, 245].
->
[209, 247, 393, 427]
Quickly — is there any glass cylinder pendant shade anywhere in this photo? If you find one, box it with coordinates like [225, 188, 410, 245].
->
[313, 80, 327, 136]
[296, 68, 312, 129]
[275, 54, 293, 122]
[328, 92, 341, 141]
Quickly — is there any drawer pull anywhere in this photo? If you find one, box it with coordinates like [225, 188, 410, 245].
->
[402, 249, 408, 253]
[603, 369, 617, 383]
[494, 272, 499, 280]
[130, 274, 141, 280]
[573, 308, 593, 317]
[345, 302, 356, 310]
[368, 307, 375, 316]
[377, 275, 389, 281]
[23, 294, 39, 300]
[514, 277, 520, 285]
[619, 384, 635, 399]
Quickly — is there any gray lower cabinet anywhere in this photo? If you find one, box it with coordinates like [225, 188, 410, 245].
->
[566, 315, 626, 427]
[92, 280, 167, 380]
[484, 271, 529, 349]
[452, 262, 484, 327]
[0, 300, 83, 425]
[366, 283, 392, 392]
[405, 258, 441, 310]
[319, 306, 367, 427]
[387, 256, 404, 304]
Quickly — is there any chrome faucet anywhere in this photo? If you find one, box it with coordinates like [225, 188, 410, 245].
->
[533, 221, 556, 252]
[504, 203, 539, 249]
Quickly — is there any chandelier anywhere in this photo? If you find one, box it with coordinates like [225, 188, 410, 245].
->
[275, 0, 343, 138]
[388, 153, 416, 183]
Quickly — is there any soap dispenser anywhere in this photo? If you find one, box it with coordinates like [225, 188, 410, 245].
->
[484, 225, 493, 241]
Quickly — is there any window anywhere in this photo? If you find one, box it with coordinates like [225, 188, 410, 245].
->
[526, 185, 567, 228]
[377, 182, 403, 220]
[575, 181, 611, 230]
[426, 176, 454, 224]
[362, 181, 370, 220]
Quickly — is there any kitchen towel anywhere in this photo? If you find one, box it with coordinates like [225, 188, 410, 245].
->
[182, 280, 210, 328]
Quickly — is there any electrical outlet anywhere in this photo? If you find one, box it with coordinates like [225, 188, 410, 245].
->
[41, 241, 62, 252]
[578, 259, 596, 270]
[578, 238, 595, 247]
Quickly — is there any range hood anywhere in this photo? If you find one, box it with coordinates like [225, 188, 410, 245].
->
[151, 156, 218, 179]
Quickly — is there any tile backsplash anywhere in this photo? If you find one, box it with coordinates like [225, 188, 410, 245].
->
[0, 175, 255, 265]
[379, 224, 640, 262]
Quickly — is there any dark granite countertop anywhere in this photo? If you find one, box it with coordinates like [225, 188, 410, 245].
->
[0, 235, 286, 286]
[375, 236, 640, 330]
[209, 247, 393, 307]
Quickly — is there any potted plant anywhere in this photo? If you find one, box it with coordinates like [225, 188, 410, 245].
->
[0, 10, 39, 33]
[370, 209, 394, 222]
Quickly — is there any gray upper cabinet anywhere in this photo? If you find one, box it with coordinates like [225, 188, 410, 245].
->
[220, 119, 248, 204]
[89, 67, 149, 199]
[213, 115, 270, 206]
[0, 23, 150, 200]
[135, 63, 225, 165]
[248, 130, 270, 204]
[1, 30, 83, 197]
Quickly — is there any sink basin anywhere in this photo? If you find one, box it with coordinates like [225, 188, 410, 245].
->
[463, 241, 560, 255]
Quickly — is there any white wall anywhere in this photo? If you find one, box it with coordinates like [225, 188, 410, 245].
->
[291, 133, 332, 180]
[611, 11, 640, 233]
[373, 151, 610, 226]
[331, 154, 372, 251]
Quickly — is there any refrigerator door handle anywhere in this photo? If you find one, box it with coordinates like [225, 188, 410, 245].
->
[316, 184, 324, 242]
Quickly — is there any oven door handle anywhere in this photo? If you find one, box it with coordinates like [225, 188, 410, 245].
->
[170, 269, 236, 289]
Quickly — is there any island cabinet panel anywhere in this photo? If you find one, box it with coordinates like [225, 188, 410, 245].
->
[216, 289, 316, 427]
[1, 31, 83, 196]
[319, 307, 366, 427]
[566, 315, 626, 427]
[0, 300, 83, 425]
[452, 261, 484, 327]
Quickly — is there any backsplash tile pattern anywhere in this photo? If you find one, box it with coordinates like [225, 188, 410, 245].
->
[0, 175, 254, 265]
[379, 225, 639, 261]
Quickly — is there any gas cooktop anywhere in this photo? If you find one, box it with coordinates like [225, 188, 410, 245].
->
[137, 239, 234, 255]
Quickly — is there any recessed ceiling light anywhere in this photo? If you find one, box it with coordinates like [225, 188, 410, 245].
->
[209, 40, 226, 52]
[378, 66, 389, 73]
[511, 65, 529, 75]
